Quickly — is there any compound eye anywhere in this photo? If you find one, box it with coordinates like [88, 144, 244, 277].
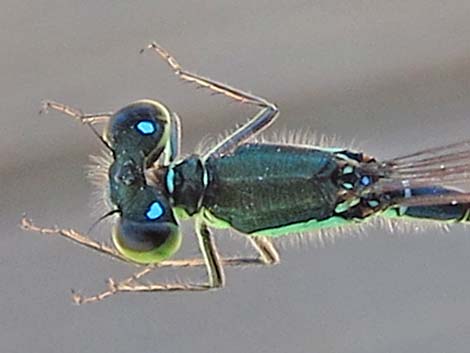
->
[112, 188, 181, 264]
[112, 217, 181, 264]
[105, 100, 171, 165]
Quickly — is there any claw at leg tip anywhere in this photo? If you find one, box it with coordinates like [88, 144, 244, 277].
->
[20, 216, 32, 230]
[106, 277, 118, 293]
[39, 101, 50, 115]
[71, 289, 83, 305]
[139, 43, 155, 54]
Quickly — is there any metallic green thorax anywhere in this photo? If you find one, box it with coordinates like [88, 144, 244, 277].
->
[204, 144, 340, 233]
[169, 143, 346, 235]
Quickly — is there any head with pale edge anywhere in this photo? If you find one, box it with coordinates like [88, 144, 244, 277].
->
[104, 100, 181, 264]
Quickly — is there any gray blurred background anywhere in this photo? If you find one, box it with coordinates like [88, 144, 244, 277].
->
[3, 1, 470, 352]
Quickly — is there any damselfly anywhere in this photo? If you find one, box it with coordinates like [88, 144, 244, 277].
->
[22, 42, 470, 304]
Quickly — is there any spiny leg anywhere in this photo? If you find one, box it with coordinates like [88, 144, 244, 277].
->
[40, 100, 113, 150]
[40, 100, 112, 125]
[72, 234, 281, 304]
[248, 236, 280, 265]
[141, 42, 269, 106]
[195, 218, 225, 287]
[22, 216, 278, 268]
[22, 217, 201, 268]
[141, 41, 279, 157]
[21, 217, 262, 268]
[104, 236, 279, 282]
[21, 217, 128, 263]
[73, 217, 226, 304]
[125, 238, 280, 282]
[23, 217, 280, 304]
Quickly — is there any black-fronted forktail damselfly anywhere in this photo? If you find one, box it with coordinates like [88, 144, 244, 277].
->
[22, 42, 470, 304]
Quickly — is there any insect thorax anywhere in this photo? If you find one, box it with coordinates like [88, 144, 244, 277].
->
[162, 155, 207, 217]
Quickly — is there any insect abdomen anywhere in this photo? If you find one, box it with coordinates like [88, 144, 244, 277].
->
[386, 186, 470, 223]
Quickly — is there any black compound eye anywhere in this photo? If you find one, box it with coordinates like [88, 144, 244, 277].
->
[111, 186, 181, 264]
[112, 217, 181, 264]
[105, 100, 171, 165]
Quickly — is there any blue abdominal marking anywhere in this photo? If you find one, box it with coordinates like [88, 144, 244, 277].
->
[146, 201, 164, 220]
[367, 199, 380, 208]
[343, 166, 354, 174]
[136, 120, 156, 135]
[360, 175, 371, 186]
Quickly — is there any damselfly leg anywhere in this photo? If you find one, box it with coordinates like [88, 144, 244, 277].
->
[24, 41, 317, 304]
[75, 217, 280, 304]
[141, 42, 279, 157]
[40, 100, 113, 125]
[40, 100, 113, 150]
[22, 214, 279, 303]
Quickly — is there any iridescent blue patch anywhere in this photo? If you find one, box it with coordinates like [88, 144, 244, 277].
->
[146, 201, 164, 220]
[136, 120, 156, 135]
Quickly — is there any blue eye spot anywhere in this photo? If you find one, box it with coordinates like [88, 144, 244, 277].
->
[146, 201, 164, 220]
[360, 176, 371, 186]
[136, 121, 156, 135]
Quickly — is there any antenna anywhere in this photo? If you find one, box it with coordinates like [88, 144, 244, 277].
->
[87, 209, 120, 235]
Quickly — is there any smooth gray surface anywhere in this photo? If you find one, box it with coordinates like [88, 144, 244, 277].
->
[3, 1, 470, 352]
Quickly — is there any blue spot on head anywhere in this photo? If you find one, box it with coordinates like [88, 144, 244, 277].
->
[360, 175, 371, 186]
[146, 201, 164, 220]
[136, 120, 156, 135]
